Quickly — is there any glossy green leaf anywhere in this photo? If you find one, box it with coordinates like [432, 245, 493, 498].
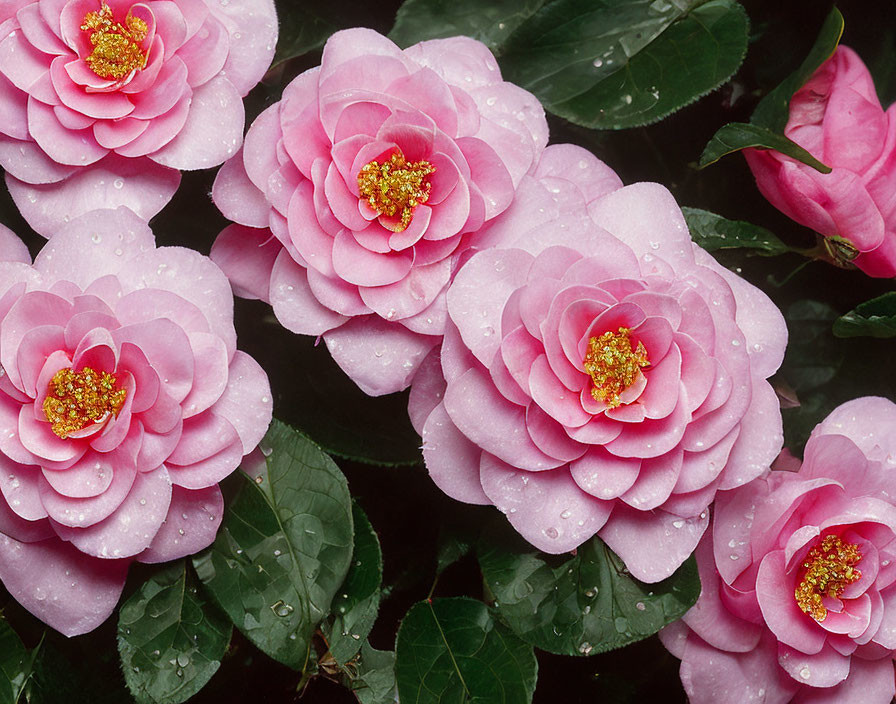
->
[833, 292, 896, 339]
[193, 420, 354, 671]
[389, 0, 547, 49]
[683, 207, 792, 256]
[350, 642, 397, 704]
[117, 562, 231, 704]
[395, 597, 537, 704]
[0, 619, 32, 704]
[499, 0, 747, 129]
[323, 503, 383, 665]
[698, 122, 831, 173]
[478, 527, 699, 656]
[545, 0, 749, 129]
[272, 4, 340, 66]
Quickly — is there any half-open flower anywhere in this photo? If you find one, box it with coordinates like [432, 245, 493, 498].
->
[211, 28, 548, 396]
[661, 397, 896, 703]
[0, 207, 271, 636]
[0, 0, 277, 235]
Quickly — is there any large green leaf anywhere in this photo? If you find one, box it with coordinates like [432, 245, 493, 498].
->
[389, 0, 547, 49]
[0, 619, 33, 704]
[833, 292, 896, 339]
[683, 207, 792, 256]
[193, 420, 354, 670]
[395, 597, 537, 704]
[499, 0, 747, 129]
[117, 562, 232, 704]
[350, 642, 397, 704]
[323, 503, 383, 665]
[478, 527, 699, 656]
[698, 123, 831, 172]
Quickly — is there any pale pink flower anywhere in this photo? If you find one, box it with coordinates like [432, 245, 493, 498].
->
[211, 28, 548, 396]
[0, 0, 277, 235]
[746, 46, 896, 278]
[661, 397, 896, 704]
[408, 155, 787, 582]
[0, 207, 272, 636]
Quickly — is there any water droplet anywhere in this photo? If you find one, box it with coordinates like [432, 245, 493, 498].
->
[91, 233, 101, 243]
[113, 178, 124, 189]
[636, 602, 646, 611]
[799, 667, 811, 680]
[545, 527, 559, 539]
[592, 58, 603, 68]
[271, 600, 294, 617]
[560, 509, 572, 519]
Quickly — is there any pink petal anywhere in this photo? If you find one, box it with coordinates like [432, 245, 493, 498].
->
[209, 0, 276, 95]
[269, 250, 347, 335]
[138, 484, 223, 562]
[210, 225, 278, 302]
[27, 96, 109, 166]
[39, 461, 136, 528]
[211, 149, 270, 228]
[756, 549, 826, 654]
[422, 401, 490, 504]
[209, 351, 271, 454]
[166, 412, 242, 489]
[569, 448, 640, 500]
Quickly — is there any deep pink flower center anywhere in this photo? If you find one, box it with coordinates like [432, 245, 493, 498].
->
[357, 151, 435, 232]
[582, 327, 649, 408]
[795, 534, 863, 622]
[42, 366, 126, 439]
[80, 2, 148, 81]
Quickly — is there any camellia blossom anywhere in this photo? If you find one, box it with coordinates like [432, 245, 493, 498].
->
[745, 46, 896, 278]
[408, 152, 788, 582]
[0, 0, 277, 236]
[210, 28, 548, 396]
[661, 397, 896, 703]
[0, 207, 272, 636]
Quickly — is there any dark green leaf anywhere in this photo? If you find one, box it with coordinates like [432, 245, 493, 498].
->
[323, 503, 383, 665]
[435, 528, 473, 577]
[0, 619, 32, 704]
[193, 420, 354, 670]
[782, 300, 842, 392]
[350, 642, 397, 704]
[26, 640, 129, 704]
[273, 5, 339, 66]
[396, 597, 537, 704]
[389, 0, 547, 49]
[117, 562, 232, 704]
[500, 0, 747, 129]
[544, 0, 749, 129]
[478, 527, 699, 656]
[682, 207, 792, 256]
[833, 292, 896, 339]
[698, 122, 831, 172]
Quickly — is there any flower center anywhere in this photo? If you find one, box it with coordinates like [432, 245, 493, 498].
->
[43, 366, 127, 439]
[583, 327, 649, 409]
[80, 2, 148, 81]
[795, 534, 862, 622]
[357, 151, 436, 232]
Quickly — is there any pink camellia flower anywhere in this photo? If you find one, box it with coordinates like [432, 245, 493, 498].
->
[745, 46, 896, 278]
[0, 0, 277, 236]
[0, 207, 272, 636]
[661, 397, 896, 703]
[407, 153, 788, 582]
[211, 28, 548, 396]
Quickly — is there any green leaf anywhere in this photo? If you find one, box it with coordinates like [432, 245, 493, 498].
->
[0, 619, 33, 704]
[545, 0, 749, 130]
[782, 300, 842, 392]
[436, 527, 473, 577]
[389, 0, 547, 50]
[272, 5, 339, 66]
[478, 526, 699, 656]
[193, 420, 354, 671]
[682, 207, 792, 256]
[698, 122, 831, 172]
[395, 597, 537, 704]
[26, 640, 128, 704]
[117, 562, 232, 704]
[323, 503, 383, 665]
[499, 0, 747, 129]
[833, 292, 896, 339]
[350, 642, 397, 704]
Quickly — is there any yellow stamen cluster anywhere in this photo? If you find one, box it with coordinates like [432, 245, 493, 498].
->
[357, 152, 436, 232]
[43, 366, 127, 439]
[795, 535, 862, 622]
[583, 327, 649, 409]
[80, 2, 148, 80]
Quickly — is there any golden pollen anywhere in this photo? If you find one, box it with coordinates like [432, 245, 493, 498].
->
[795, 534, 863, 622]
[43, 366, 127, 439]
[80, 2, 148, 81]
[357, 151, 436, 232]
[583, 327, 649, 409]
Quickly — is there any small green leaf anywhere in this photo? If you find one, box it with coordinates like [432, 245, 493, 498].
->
[545, 0, 749, 130]
[782, 300, 842, 392]
[272, 5, 340, 66]
[193, 420, 354, 671]
[833, 292, 896, 339]
[478, 527, 699, 656]
[395, 597, 537, 704]
[389, 0, 547, 49]
[682, 207, 792, 256]
[0, 619, 33, 704]
[698, 122, 831, 173]
[435, 527, 473, 577]
[117, 562, 231, 704]
[351, 642, 397, 704]
[323, 503, 383, 665]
